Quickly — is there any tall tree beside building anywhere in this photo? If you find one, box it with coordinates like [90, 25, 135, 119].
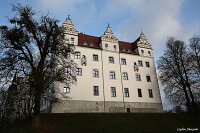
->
[157, 37, 198, 114]
[0, 4, 77, 116]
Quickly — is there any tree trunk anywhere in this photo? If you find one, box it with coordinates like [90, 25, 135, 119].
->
[34, 88, 41, 116]
[182, 84, 192, 113]
[186, 84, 197, 114]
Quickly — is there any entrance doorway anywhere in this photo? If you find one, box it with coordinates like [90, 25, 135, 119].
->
[126, 108, 130, 113]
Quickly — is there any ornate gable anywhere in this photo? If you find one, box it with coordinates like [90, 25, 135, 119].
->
[101, 24, 118, 43]
[137, 31, 152, 49]
[63, 16, 78, 36]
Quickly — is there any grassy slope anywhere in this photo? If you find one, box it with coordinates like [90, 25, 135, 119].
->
[1, 113, 200, 133]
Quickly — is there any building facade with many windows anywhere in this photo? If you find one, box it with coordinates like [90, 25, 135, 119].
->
[51, 17, 163, 113]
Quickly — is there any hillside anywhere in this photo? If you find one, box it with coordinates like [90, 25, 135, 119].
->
[1, 113, 200, 133]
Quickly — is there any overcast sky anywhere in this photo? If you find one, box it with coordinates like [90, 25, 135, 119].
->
[1, 0, 200, 110]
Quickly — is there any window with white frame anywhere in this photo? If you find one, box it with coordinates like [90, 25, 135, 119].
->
[145, 61, 150, 67]
[109, 57, 114, 63]
[136, 74, 141, 81]
[93, 86, 99, 96]
[71, 37, 74, 41]
[111, 87, 116, 97]
[138, 88, 142, 97]
[121, 58, 126, 65]
[146, 75, 151, 82]
[76, 68, 82, 76]
[124, 88, 129, 97]
[148, 89, 153, 98]
[110, 71, 116, 79]
[138, 60, 143, 66]
[93, 69, 99, 78]
[65, 67, 71, 74]
[122, 72, 128, 80]
[75, 52, 81, 59]
[63, 87, 70, 93]
[93, 54, 98, 61]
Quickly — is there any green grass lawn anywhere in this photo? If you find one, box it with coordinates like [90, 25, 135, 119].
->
[1, 113, 200, 133]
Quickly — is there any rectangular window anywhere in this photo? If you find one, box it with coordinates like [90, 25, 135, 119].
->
[113, 45, 117, 50]
[109, 57, 114, 63]
[122, 72, 128, 80]
[138, 60, 143, 66]
[75, 52, 81, 59]
[71, 37, 74, 41]
[93, 54, 98, 61]
[93, 69, 99, 78]
[138, 88, 142, 97]
[64, 87, 70, 93]
[110, 71, 116, 79]
[145, 61, 150, 67]
[124, 88, 129, 97]
[111, 87, 116, 97]
[76, 68, 82, 76]
[148, 51, 151, 56]
[105, 43, 108, 48]
[65, 67, 71, 74]
[136, 74, 141, 81]
[148, 89, 153, 98]
[146, 75, 151, 82]
[121, 58, 126, 65]
[93, 86, 99, 96]
[141, 50, 144, 54]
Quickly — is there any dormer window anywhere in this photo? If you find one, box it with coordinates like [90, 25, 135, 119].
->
[122, 48, 126, 52]
[105, 43, 108, 48]
[90, 43, 94, 47]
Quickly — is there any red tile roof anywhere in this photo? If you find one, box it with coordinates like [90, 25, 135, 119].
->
[77, 33, 139, 54]
[78, 33, 101, 49]
[118, 39, 139, 55]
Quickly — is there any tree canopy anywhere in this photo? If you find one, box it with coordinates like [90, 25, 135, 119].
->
[0, 4, 77, 116]
[158, 36, 200, 114]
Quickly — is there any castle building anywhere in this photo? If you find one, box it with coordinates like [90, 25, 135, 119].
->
[51, 17, 163, 113]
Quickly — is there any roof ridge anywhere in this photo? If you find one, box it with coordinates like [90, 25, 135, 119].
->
[78, 33, 100, 38]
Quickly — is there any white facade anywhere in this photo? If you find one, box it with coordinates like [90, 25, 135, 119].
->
[51, 17, 163, 113]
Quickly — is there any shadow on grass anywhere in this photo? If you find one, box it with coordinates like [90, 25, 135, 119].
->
[1, 113, 200, 133]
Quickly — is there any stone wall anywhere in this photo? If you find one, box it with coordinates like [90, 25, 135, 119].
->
[51, 100, 163, 113]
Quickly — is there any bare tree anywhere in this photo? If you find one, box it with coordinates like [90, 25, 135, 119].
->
[189, 36, 200, 74]
[0, 4, 77, 116]
[158, 37, 197, 114]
